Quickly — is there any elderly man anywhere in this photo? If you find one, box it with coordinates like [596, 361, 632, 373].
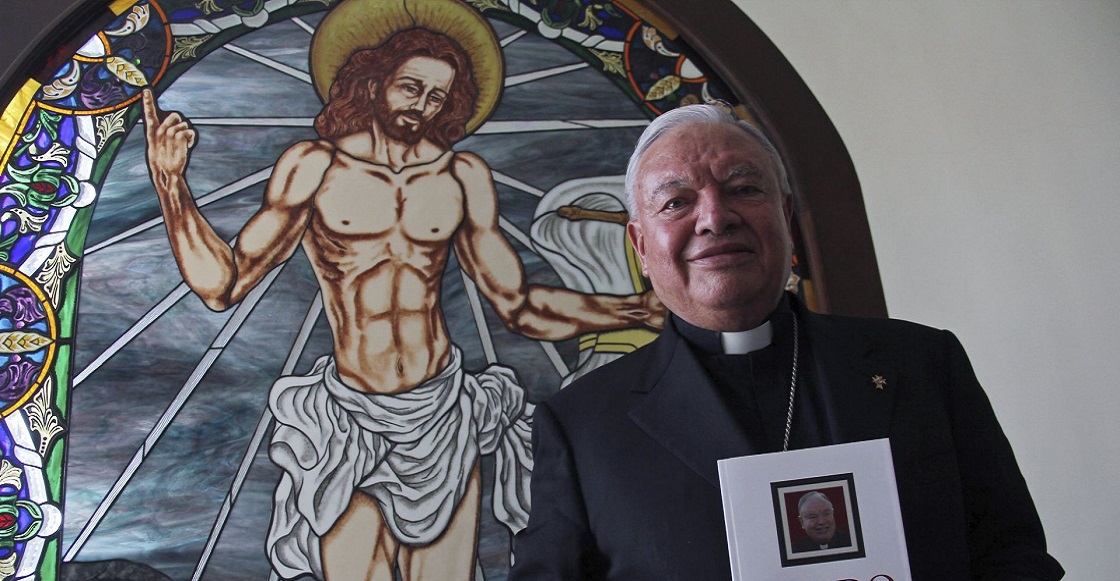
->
[792, 491, 851, 553]
[509, 104, 1063, 580]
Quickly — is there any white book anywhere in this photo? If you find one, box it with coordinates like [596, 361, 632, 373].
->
[718, 439, 912, 581]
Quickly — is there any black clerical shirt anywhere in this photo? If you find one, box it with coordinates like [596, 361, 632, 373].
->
[671, 295, 830, 452]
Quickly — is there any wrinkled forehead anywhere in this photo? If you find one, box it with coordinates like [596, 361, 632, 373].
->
[636, 122, 779, 191]
[799, 497, 833, 515]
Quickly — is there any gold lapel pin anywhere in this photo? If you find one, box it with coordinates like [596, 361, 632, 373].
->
[872, 375, 887, 390]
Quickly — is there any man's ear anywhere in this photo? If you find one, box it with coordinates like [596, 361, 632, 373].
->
[626, 221, 649, 277]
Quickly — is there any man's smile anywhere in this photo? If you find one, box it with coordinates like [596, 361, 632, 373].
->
[687, 241, 755, 264]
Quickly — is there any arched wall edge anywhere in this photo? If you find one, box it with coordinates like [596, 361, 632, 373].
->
[633, 0, 886, 317]
[0, 0, 887, 318]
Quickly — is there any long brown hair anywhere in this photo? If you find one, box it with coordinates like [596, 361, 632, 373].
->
[314, 28, 477, 149]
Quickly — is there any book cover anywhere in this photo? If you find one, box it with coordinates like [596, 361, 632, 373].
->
[718, 439, 911, 581]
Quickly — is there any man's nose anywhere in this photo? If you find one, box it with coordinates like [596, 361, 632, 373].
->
[694, 192, 741, 235]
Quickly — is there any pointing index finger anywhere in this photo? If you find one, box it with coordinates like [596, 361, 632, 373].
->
[141, 88, 161, 127]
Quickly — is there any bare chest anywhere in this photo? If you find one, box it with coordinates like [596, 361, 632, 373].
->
[314, 156, 464, 243]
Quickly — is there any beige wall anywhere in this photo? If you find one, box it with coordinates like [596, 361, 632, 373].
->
[736, 0, 1120, 576]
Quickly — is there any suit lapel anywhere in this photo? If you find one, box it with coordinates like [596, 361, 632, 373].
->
[627, 325, 755, 488]
[803, 311, 899, 443]
[623, 304, 903, 489]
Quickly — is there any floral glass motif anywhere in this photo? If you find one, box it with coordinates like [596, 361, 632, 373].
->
[0, 1, 807, 579]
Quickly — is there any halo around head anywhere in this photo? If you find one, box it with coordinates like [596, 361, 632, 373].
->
[310, 0, 503, 135]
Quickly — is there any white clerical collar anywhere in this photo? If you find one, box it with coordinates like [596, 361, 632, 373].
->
[720, 321, 774, 355]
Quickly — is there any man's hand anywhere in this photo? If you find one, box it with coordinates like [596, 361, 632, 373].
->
[142, 88, 196, 188]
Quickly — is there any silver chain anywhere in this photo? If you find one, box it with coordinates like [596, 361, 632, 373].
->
[782, 312, 799, 452]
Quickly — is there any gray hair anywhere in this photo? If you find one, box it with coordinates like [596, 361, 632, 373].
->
[623, 103, 792, 217]
[797, 491, 833, 516]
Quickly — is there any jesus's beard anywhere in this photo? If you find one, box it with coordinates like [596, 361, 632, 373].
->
[376, 99, 427, 146]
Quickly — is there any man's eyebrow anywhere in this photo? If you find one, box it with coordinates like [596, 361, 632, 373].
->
[727, 165, 765, 179]
[650, 178, 690, 198]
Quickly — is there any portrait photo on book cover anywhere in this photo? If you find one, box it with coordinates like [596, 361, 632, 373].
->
[771, 473, 867, 567]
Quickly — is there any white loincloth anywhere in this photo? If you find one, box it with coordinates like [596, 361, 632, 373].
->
[265, 346, 534, 579]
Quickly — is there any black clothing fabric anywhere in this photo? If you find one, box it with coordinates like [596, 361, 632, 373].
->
[791, 529, 854, 553]
[509, 295, 1064, 581]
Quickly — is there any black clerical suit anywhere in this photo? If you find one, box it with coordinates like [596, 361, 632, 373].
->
[509, 295, 1063, 581]
[791, 530, 853, 553]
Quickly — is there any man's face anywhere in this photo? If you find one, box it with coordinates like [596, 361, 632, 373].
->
[798, 497, 836, 544]
[372, 55, 455, 145]
[626, 121, 793, 331]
